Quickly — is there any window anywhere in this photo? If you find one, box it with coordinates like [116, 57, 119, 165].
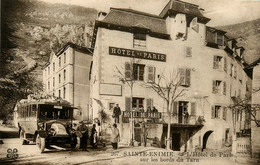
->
[89, 61, 93, 80]
[64, 69, 66, 81]
[133, 33, 146, 48]
[212, 80, 222, 94]
[223, 81, 226, 95]
[63, 87, 66, 99]
[216, 33, 223, 45]
[224, 57, 227, 72]
[59, 74, 61, 84]
[59, 57, 61, 67]
[185, 46, 192, 57]
[53, 63, 55, 72]
[213, 56, 222, 69]
[133, 64, 145, 81]
[48, 66, 50, 75]
[178, 101, 188, 124]
[58, 90, 61, 98]
[53, 77, 55, 87]
[48, 81, 50, 90]
[230, 64, 234, 77]
[179, 68, 191, 87]
[64, 53, 66, 64]
[132, 97, 144, 109]
[212, 105, 221, 119]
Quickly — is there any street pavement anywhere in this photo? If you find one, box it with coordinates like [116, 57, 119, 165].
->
[0, 138, 257, 165]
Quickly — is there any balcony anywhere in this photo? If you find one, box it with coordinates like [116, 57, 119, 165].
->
[122, 111, 205, 127]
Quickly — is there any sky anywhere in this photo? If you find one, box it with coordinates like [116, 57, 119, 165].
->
[41, 0, 260, 26]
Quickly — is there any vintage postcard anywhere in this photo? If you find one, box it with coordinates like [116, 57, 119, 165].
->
[0, 0, 260, 164]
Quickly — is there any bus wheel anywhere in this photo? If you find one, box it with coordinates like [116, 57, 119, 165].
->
[36, 134, 45, 153]
[20, 131, 27, 145]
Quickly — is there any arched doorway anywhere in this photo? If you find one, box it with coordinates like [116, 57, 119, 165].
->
[202, 130, 213, 150]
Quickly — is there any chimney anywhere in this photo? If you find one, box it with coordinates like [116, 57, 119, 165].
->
[97, 12, 107, 21]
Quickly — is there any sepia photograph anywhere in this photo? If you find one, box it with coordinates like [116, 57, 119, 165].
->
[0, 0, 260, 164]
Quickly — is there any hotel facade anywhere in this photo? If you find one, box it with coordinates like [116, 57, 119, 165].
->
[89, 0, 250, 151]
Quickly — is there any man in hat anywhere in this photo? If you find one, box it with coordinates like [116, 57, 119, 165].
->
[113, 104, 121, 123]
[76, 121, 89, 151]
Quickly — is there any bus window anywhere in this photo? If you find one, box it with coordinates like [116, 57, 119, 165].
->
[31, 104, 37, 117]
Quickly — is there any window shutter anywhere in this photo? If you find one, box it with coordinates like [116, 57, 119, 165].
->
[234, 66, 237, 79]
[213, 56, 217, 69]
[223, 81, 226, 95]
[211, 106, 215, 119]
[179, 68, 185, 86]
[125, 62, 131, 79]
[148, 66, 155, 82]
[125, 97, 131, 111]
[224, 57, 227, 72]
[212, 80, 216, 93]
[146, 98, 153, 109]
[186, 68, 191, 86]
[223, 107, 226, 120]
[173, 102, 178, 116]
[190, 102, 196, 116]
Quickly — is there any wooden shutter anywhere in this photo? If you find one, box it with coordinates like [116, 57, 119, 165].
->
[125, 62, 131, 79]
[146, 98, 153, 109]
[125, 97, 131, 111]
[148, 66, 155, 82]
[234, 66, 237, 79]
[179, 68, 185, 86]
[212, 80, 216, 93]
[224, 57, 227, 72]
[213, 56, 217, 69]
[186, 68, 191, 86]
[223, 107, 226, 120]
[172, 102, 178, 116]
[223, 81, 226, 95]
[190, 102, 196, 116]
[211, 106, 215, 119]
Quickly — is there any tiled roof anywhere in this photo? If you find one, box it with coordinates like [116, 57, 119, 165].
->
[160, 0, 210, 23]
[56, 42, 93, 56]
[101, 8, 167, 34]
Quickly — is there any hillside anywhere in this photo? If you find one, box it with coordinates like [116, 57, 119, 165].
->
[0, 0, 97, 120]
[217, 18, 260, 64]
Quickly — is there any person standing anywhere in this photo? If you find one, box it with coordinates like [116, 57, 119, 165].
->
[113, 104, 121, 123]
[76, 121, 89, 151]
[111, 124, 120, 150]
[90, 124, 98, 149]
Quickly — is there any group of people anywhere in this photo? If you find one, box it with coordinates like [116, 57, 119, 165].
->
[75, 122, 98, 151]
[76, 121, 120, 151]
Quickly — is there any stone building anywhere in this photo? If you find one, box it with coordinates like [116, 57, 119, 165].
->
[245, 58, 260, 158]
[43, 42, 93, 120]
[89, 0, 249, 151]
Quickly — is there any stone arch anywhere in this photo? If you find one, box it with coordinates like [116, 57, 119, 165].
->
[202, 130, 214, 150]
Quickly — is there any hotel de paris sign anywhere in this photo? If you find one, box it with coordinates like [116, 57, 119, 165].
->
[109, 47, 166, 62]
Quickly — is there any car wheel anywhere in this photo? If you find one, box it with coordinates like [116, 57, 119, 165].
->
[36, 134, 45, 153]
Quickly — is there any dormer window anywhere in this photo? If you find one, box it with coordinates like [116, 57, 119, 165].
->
[133, 33, 146, 48]
[184, 3, 190, 10]
[216, 33, 224, 46]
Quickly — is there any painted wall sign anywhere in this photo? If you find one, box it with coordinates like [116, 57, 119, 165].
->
[100, 83, 122, 96]
[109, 47, 166, 62]
[123, 111, 162, 119]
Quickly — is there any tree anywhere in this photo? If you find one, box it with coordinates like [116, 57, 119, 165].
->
[115, 58, 140, 146]
[144, 69, 187, 150]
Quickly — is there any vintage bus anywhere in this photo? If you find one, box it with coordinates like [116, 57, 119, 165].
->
[16, 99, 78, 153]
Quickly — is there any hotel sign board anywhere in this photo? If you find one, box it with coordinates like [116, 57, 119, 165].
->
[123, 111, 161, 119]
[109, 47, 166, 62]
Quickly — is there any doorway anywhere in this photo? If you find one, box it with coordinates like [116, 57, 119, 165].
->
[202, 130, 213, 150]
[172, 133, 181, 151]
